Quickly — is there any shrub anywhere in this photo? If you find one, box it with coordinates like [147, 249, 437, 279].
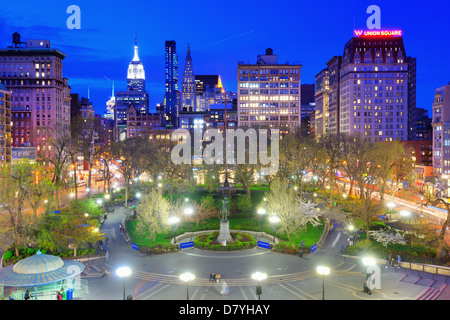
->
[3, 250, 13, 260]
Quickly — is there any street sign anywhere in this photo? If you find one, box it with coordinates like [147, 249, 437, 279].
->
[180, 241, 194, 250]
[257, 241, 270, 250]
[311, 244, 317, 253]
[131, 243, 139, 251]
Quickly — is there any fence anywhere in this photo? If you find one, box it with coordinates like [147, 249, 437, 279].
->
[341, 255, 450, 279]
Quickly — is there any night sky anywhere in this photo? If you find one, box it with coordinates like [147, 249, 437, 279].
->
[1, 0, 449, 116]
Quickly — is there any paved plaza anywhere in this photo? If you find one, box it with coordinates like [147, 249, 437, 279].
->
[79, 205, 449, 301]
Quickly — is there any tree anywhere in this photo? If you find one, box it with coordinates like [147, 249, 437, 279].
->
[420, 189, 450, 262]
[278, 133, 321, 197]
[193, 195, 220, 226]
[72, 116, 107, 198]
[264, 178, 322, 243]
[135, 188, 171, 244]
[24, 162, 55, 218]
[111, 137, 147, 207]
[369, 227, 407, 254]
[42, 133, 72, 209]
[0, 162, 39, 256]
[38, 209, 102, 256]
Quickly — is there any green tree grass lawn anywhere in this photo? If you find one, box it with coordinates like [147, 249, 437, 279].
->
[126, 217, 324, 252]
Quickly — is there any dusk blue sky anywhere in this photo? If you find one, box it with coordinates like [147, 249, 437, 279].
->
[1, 0, 449, 115]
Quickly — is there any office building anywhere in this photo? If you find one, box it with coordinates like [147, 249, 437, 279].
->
[237, 48, 302, 133]
[164, 40, 179, 128]
[181, 45, 196, 112]
[114, 37, 149, 140]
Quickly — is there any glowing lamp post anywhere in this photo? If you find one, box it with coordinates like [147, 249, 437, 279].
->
[115, 266, 132, 300]
[180, 272, 195, 300]
[316, 266, 330, 300]
[184, 207, 194, 233]
[168, 216, 180, 243]
[269, 216, 280, 243]
[251, 272, 267, 300]
[257, 208, 266, 233]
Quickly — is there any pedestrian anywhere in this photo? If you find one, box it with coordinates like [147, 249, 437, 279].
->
[215, 273, 221, 283]
[210, 272, 215, 282]
[56, 291, 62, 300]
[385, 255, 389, 268]
[221, 281, 229, 296]
[388, 253, 392, 266]
[397, 255, 401, 267]
[24, 290, 30, 300]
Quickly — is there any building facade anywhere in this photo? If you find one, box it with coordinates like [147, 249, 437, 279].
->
[164, 40, 179, 128]
[338, 30, 414, 142]
[0, 33, 71, 160]
[432, 84, 450, 175]
[237, 48, 302, 134]
[114, 38, 149, 140]
[0, 83, 11, 163]
[181, 45, 196, 113]
[126, 103, 162, 138]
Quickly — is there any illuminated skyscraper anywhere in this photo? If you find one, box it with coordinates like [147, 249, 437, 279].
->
[127, 36, 146, 92]
[164, 40, 179, 128]
[181, 44, 196, 112]
[115, 36, 149, 140]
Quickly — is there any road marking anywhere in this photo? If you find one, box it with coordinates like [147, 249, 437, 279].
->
[138, 283, 171, 300]
[278, 283, 309, 300]
[239, 286, 249, 300]
[331, 232, 341, 248]
[190, 286, 201, 300]
[285, 282, 319, 300]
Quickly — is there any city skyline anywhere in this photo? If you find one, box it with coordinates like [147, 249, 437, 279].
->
[0, 0, 449, 115]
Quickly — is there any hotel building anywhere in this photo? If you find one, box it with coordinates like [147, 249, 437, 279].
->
[314, 30, 416, 143]
[339, 30, 414, 141]
[237, 48, 301, 133]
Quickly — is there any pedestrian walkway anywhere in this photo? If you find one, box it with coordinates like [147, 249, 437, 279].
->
[79, 201, 449, 300]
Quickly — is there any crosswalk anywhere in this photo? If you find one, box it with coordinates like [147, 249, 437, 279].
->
[80, 261, 365, 300]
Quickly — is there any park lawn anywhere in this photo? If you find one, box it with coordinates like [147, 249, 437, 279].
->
[127, 216, 324, 249]
[126, 219, 172, 246]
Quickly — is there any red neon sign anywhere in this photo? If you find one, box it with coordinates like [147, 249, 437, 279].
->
[354, 30, 403, 37]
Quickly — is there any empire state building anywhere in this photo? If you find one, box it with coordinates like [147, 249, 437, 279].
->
[127, 37, 146, 91]
[114, 36, 150, 140]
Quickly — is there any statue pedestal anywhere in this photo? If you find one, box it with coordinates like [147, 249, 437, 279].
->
[217, 220, 232, 243]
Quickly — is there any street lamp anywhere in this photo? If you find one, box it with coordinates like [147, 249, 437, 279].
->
[115, 266, 131, 300]
[400, 210, 412, 225]
[363, 257, 376, 293]
[269, 216, 280, 243]
[257, 208, 266, 233]
[387, 202, 395, 220]
[184, 207, 194, 233]
[180, 272, 195, 300]
[316, 266, 330, 300]
[168, 216, 180, 243]
[251, 272, 267, 300]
